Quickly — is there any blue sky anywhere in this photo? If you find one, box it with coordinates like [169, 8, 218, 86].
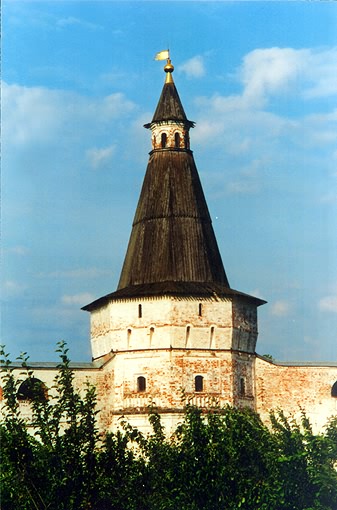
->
[2, 1, 337, 362]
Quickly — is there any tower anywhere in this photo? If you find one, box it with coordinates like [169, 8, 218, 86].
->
[82, 57, 266, 431]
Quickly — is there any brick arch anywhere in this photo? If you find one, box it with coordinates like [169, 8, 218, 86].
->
[331, 381, 337, 397]
[17, 377, 48, 402]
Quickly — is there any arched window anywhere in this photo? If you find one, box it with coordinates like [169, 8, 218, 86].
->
[149, 327, 154, 345]
[331, 381, 337, 397]
[174, 132, 180, 148]
[138, 304, 142, 318]
[17, 378, 47, 402]
[184, 133, 190, 149]
[195, 375, 204, 392]
[127, 328, 132, 348]
[198, 303, 202, 317]
[161, 133, 167, 148]
[137, 376, 146, 392]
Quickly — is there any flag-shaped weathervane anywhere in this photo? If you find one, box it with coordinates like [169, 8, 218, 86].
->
[154, 49, 170, 61]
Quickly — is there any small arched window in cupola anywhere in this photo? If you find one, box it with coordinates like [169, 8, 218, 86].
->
[161, 133, 167, 148]
[174, 132, 181, 148]
[331, 381, 337, 397]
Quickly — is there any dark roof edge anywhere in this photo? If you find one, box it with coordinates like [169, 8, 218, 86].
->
[256, 354, 337, 368]
[2, 352, 115, 371]
[82, 282, 266, 312]
[144, 119, 195, 129]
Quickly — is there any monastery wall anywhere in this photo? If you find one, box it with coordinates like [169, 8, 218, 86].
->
[0, 366, 103, 428]
[255, 356, 337, 433]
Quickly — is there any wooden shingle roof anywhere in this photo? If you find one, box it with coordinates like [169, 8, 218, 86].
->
[151, 81, 191, 124]
[83, 67, 266, 311]
[117, 149, 229, 289]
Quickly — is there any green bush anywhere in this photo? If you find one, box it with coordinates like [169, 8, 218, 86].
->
[1, 343, 336, 510]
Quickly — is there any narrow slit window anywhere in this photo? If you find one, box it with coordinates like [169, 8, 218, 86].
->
[195, 375, 204, 392]
[149, 327, 154, 345]
[174, 132, 180, 148]
[210, 326, 215, 347]
[186, 326, 191, 346]
[198, 303, 202, 316]
[137, 376, 146, 392]
[138, 304, 142, 318]
[161, 133, 167, 148]
[240, 377, 246, 397]
[127, 328, 132, 348]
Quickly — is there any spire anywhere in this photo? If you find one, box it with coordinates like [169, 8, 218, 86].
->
[146, 57, 194, 128]
[117, 57, 230, 292]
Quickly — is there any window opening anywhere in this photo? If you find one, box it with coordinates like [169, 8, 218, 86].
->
[17, 378, 47, 402]
[210, 326, 215, 347]
[198, 303, 202, 316]
[161, 133, 167, 148]
[149, 327, 154, 346]
[174, 132, 180, 148]
[138, 304, 142, 318]
[195, 375, 204, 392]
[186, 326, 191, 346]
[137, 376, 146, 392]
[332, 381, 337, 397]
[127, 328, 132, 348]
[240, 378, 246, 397]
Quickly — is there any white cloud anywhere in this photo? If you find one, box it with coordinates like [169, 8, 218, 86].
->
[56, 16, 103, 31]
[302, 47, 337, 99]
[2, 82, 136, 147]
[191, 47, 337, 198]
[319, 296, 337, 313]
[178, 56, 206, 79]
[238, 46, 337, 107]
[270, 300, 290, 317]
[250, 288, 265, 300]
[226, 179, 260, 195]
[240, 47, 308, 106]
[86, 145, 116, 170]
[4, 246, 29, 256]
[2, 280, 27, 298]
[62, 293, 95, 306]
[44, 268, 111, 279]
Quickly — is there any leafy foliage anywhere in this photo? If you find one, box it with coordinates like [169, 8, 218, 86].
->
[1, 344, 337, 510]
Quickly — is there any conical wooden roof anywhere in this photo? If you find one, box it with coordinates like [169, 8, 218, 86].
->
[117, 149, 229, 289]
[117, 72, 229, 291]
[151, 80, 190, 123]
[83, 66, 266, 310]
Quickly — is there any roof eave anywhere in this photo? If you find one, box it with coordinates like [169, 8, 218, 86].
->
[82, 283, 266, 312]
